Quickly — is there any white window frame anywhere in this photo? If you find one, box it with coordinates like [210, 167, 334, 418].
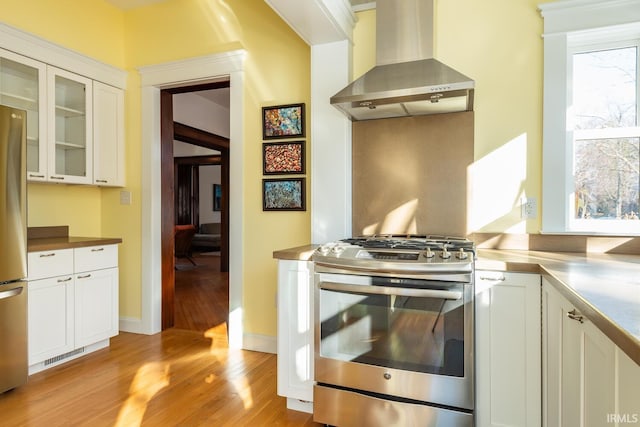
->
[539, 0, 640, 235]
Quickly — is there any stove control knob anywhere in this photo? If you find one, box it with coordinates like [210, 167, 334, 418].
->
[318, 245, 330, 255]
[456, 248, 468, 260]
[423, 248, 435, 258]
[331, 245, 345, 255]
[441, 247, 451, 259]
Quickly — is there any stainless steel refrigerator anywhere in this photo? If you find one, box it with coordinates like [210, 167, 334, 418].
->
[0, 104, 28, 393]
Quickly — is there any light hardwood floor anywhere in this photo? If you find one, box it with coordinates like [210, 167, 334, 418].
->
[0, 254, 320, 426]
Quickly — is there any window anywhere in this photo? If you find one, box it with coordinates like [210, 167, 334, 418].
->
[540, 1, 640, 235]
[571, 43, 640, 232]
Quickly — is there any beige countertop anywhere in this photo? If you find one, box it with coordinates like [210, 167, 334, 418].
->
[272, 244, 319, 261]
[28, 236, 123, 252]
[274, 245, 640, 365]
[27, 225, 122, 252]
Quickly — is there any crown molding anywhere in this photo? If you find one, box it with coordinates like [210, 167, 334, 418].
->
[0, 22, 126, 89]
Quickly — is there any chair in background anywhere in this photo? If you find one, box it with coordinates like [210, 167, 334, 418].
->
[174, 224, 197, 266]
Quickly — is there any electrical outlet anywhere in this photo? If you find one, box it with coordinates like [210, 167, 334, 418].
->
[521, 197, 537, 219]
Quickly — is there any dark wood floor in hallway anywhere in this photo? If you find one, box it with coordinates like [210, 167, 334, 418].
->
[0, 252, 320, 426]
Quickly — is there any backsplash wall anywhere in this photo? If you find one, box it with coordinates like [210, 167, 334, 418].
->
[352, 111, 474, 237]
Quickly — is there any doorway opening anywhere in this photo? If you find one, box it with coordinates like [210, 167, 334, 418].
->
[139, 49, 245, 346]
[160, 81, 230, 331]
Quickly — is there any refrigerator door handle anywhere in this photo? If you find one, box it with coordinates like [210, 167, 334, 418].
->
[0, 286, 23, 301]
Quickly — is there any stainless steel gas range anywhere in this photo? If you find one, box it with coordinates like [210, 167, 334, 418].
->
[312, 235, 475, 427]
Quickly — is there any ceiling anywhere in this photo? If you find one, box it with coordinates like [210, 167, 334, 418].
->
[104, 0, 164, 9]
[196, 88, 229, 108]
[105, 0, 374, 11]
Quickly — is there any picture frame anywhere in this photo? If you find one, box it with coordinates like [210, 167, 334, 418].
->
[263, 178, 306, 211]
[262, 103, 305, 140]
[213, 184, 222, 211]
[263, 141, 305, 175]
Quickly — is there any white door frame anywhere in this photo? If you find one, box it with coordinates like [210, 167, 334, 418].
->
[136, 50, 246, 348]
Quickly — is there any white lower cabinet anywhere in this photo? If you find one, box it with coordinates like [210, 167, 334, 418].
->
[276, 259, 314, 414]
[27, 274, 75, 366]
[27, 244, 119, 374]
[475, 271, 541, 427]
[74, 267, 118, 347]
[542, 278, 640, 427]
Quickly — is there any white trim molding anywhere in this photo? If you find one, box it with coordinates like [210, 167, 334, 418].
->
[242, 333, 277, 354]
[311, 41, 353, 243]
[136, 51, 246, 350]
[0, 22, 126, 89]
[539, 0, 640, 35]
[264, 0, 356, 45]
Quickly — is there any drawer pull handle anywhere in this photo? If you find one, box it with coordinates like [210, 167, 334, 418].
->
[29, 173, 45, 178]
[39, 253, 56, 258]
[96, 179, 108, 183]
[50, 176, 65, 180]
[567, 309, 584, 323]
[479, 275, 505, 281]
[91, 248, 104, 252]
[77, 274, 91, 279]
[57, 277, 72, 283]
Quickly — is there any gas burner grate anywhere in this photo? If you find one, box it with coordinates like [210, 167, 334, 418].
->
[341, 235, 475, 252]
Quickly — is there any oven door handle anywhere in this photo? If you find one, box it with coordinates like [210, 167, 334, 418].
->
[319, 281, 463, 300]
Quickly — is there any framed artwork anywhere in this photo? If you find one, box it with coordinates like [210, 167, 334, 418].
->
[262, 103, 305, 139]
[263, 141, 305, 175]
[263, 178, 306, 211]
[213, 184, 222, 211]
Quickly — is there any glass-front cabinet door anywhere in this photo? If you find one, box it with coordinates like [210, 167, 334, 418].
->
[47, 66, 92, 184]
[0, 49, 48, 181]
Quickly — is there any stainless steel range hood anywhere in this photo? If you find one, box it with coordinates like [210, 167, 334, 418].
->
[331, 0, 474, 121]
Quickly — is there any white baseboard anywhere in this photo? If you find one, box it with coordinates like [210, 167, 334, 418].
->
[119, 316, 147, 334]
[119, 317, 277, 355]
[242, 333, 277, 354]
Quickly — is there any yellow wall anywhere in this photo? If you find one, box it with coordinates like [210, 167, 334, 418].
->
[352, 9, 376, 80]
[3, 0, 311, 337]
[353, 1, 551, 234]
[0, 0, 125, 67]
[437, 0, 545, 234]
[27, 184, 102, 236]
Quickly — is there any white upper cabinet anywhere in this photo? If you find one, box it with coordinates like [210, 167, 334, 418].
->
[0, 48, 48, 181]
[0, 24, 126, 187]
[47, 66, 93, 184]
[93, 81, 124, 187]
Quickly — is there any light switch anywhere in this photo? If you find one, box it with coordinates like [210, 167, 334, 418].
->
[120, 190, 132, 205]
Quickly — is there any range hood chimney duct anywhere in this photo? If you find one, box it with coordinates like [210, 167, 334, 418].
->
[330, 0, 474, 121]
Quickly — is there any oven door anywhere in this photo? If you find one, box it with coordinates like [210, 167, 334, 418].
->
[314, 271, 474, 410]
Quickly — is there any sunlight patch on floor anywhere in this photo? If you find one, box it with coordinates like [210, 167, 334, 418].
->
[205, 322, 254, 410]
[115, 362, 170, 427]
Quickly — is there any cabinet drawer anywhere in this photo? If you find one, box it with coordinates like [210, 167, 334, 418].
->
[74, 245, 118, 272]
[28, 249, 74, 281]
